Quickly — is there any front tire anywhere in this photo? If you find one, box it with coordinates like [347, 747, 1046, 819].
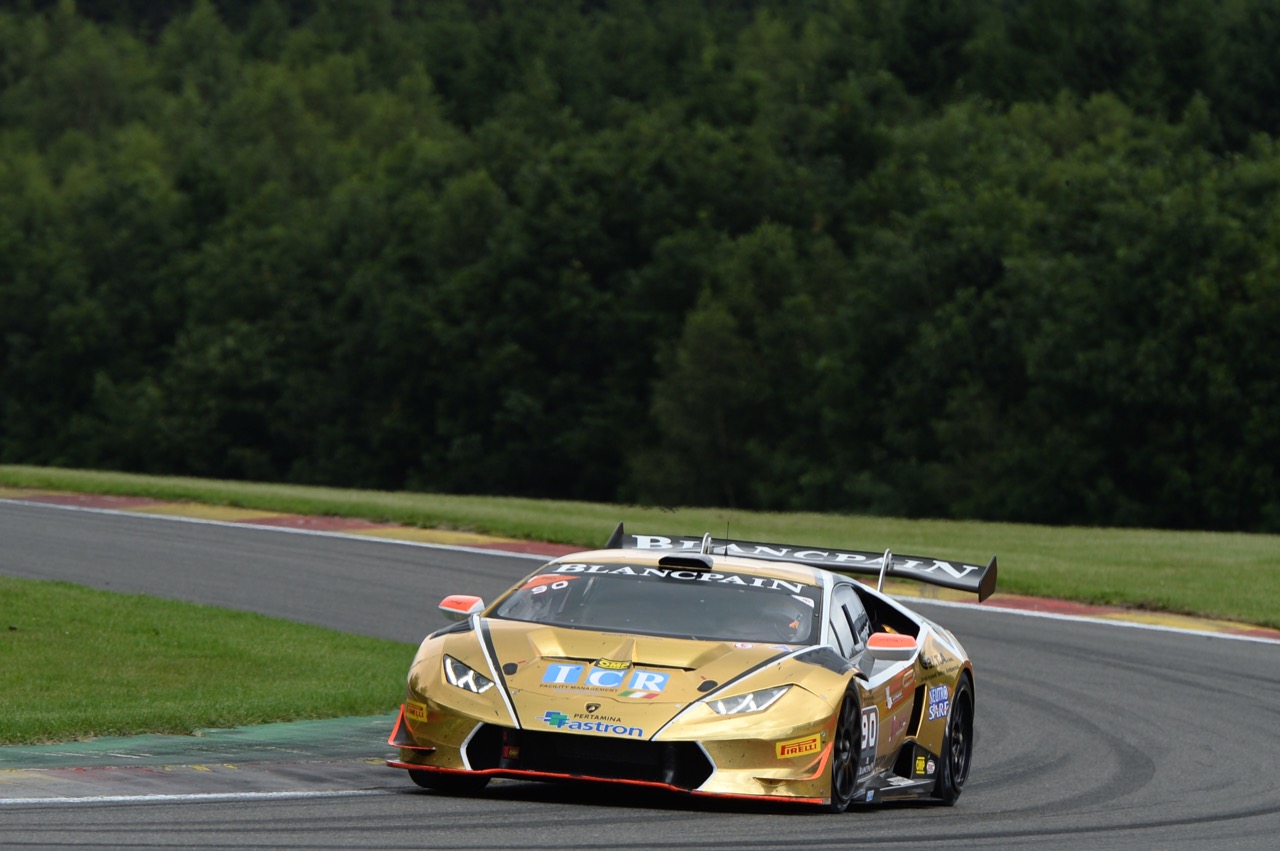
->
[932, 675, 974, 805]
[408, 768, 490, 796]
[826, 689, 861, 813]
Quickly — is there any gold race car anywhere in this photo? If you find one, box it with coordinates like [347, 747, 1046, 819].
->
[388, 524, 996, 811]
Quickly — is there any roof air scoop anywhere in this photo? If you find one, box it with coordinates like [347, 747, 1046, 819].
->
[658, 553, 715, 570]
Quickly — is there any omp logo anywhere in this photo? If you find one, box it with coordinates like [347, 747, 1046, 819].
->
[776, 735, 821, 759]
[595, 659, 630, 670]
[538, 710, 644, 738]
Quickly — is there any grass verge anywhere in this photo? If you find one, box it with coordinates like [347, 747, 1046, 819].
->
[2, 465, 1278, 629]
[0, 577, 412, 745]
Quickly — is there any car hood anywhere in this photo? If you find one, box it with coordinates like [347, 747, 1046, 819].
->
[483, 618, 799, 736]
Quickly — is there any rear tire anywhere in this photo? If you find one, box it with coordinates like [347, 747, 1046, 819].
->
[408, 768, 490, 796]
[826, 689, 861, 813]
[932, 675, 974, 805]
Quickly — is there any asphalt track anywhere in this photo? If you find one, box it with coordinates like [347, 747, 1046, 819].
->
[1, 500, 1278, 849]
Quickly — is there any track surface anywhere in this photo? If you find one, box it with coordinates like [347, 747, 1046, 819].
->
[2, 501, 1278, 849]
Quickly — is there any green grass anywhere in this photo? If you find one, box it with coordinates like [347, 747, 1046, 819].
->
[3, 465, 1278, 629]
[0, 576, 413, 745]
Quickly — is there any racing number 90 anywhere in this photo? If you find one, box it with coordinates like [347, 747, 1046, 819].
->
[530, 581, 570, 595]
[860, 706, 878, 750]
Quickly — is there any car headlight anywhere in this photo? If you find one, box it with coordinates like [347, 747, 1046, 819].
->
[443, 655, 494, 694]
[707, 685, 790, 715]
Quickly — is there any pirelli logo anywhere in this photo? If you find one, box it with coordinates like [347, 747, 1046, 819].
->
[776, 735, 821, 759]
[405, 701, 428, 723]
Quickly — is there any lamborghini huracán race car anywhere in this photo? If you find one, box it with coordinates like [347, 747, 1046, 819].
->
[389, 524, 995, 811]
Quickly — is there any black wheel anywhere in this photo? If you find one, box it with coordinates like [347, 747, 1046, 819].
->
[826, 689, 861, 813]
[932, 675, 974, 805]
[408, 768, 490, 796]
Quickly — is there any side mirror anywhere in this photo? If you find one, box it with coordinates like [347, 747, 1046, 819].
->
[439, 594, 485, 622]
[865, 631, 917, 663]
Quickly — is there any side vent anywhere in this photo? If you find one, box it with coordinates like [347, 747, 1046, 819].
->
[908, 684, 926, 737]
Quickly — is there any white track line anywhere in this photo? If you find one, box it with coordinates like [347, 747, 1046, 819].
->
[0, 789, 395, 806]
[3, 497, 1276, 644]
[0, 496, 548, 559]
[904, 595, 1280, 646]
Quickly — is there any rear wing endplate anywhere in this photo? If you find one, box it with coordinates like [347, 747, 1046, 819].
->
[604, 522, 997, 602]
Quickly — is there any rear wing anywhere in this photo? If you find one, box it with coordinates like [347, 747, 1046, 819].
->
[604, 523, 997, 602]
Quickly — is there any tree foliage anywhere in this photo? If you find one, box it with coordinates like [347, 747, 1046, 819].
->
[2, 0, 1278, 531]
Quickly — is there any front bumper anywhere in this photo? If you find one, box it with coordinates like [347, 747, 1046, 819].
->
[388, 703, 835, 804]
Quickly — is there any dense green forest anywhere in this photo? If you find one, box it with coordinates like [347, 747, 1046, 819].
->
[2, 0, 1278, 532]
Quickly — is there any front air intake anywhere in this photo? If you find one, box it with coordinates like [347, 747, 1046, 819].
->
[465, 725, 714, 790]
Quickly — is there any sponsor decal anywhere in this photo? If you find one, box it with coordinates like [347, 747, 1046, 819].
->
[919, 651, 961, 680]
[542, 663, 670, 694]
[858, 706, 878, 779]
[405, 701, 428, 723]
[619, 689, 659, 699]
[885, 667, 916, 709]
[503, 745, 521, 759]
[520, 574, 581, 591]
[625, 537, 984, 585]
[776, 735, 822, 759]
[913, 754, 936, 777]
[539, 710, 643, 738]
[889, 713, 908, 740]
[595, 658, 630, 670]
[551, 563, 805, 594]
[927, 685, 950, 721]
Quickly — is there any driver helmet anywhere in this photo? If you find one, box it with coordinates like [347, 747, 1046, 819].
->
[766, 595, 810, 643]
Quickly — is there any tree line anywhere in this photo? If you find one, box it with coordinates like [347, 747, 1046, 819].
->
[2, 0, 1278, 532]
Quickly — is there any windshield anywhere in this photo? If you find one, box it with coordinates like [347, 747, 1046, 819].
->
[493, 562, 823, 644]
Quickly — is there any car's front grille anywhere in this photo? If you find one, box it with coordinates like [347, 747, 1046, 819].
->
[465, 724, 714, 790]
